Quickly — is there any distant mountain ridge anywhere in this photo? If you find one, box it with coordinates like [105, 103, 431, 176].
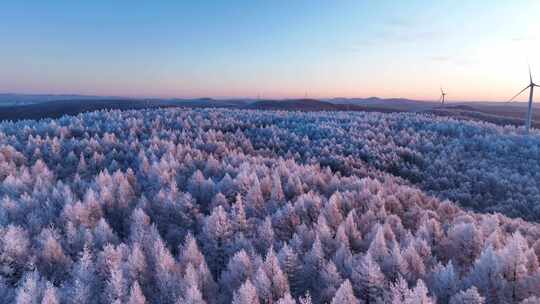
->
[3, 93, 538, 106]
[0, 93, 128, 106]
[244, 98, 340, 111]
[1, 93, 539, 128]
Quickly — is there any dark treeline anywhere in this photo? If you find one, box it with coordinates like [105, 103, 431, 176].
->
[0, 108, 539, 303]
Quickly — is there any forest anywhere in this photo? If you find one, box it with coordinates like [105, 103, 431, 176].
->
[1, 108, 540, 303]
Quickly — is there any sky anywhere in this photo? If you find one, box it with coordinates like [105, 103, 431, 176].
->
[1, 1, 540, 101]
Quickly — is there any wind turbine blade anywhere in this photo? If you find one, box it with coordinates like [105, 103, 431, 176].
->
[530, 65, 533, 84]
[507, 85, 531, 103]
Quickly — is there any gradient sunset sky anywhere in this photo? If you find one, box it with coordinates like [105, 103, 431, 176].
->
[1, 1, 540, 101]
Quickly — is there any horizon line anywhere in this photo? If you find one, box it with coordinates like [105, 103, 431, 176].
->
[0, 91, 532, 104]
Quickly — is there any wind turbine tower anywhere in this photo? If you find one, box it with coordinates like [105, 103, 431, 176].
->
[439, 87, 447, 105]
[508, 66, 540, 134]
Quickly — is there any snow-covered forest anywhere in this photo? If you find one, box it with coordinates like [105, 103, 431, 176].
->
[1, 108, 540, 303]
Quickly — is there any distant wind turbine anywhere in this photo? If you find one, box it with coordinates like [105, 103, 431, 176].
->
[507, 66, 540, 134]
[439, 87, 447, 105]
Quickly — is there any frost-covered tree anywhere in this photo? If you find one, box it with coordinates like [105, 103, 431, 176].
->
[449, 287, 485, 304]
[352, 252, 385, 304]
[127, 281, 147, 304]
[14, 271, 45, 304]
[233, 280, 260, 304]
[429, 261, 459, 304]
[276, 293, 296, 304]
[202, 206, 233, 276]
[331, 279, 357, 304]
[465, 245, 504, 303]
[445, 223, 483, 270]
[41, 282, 60, 304]
[263, 248, 290, 302]
[406, 280, 435, 304]
[219, 249, 254, 303]
[68, 246, 99, 304]
[390, 275, 411, 304]
[319, 261, 343, 303]
[402, 244, 426, 285]
[500, 232, 531, 303]
[180, 284, 207, 304]
[278, 244, 303, 298]
[520, 296, 540, 304]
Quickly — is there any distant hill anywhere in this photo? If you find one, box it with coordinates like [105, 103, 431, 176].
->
[165, 98, 250, 108]
[0, 99, 149, 121]
[0, 97, 251, 121]
[0, 93, 125, 106]
[327, 97, 438, 111]
[244, 99, 340, 111]
[426, 104, 540, 128]
[0, 94, 538, 129]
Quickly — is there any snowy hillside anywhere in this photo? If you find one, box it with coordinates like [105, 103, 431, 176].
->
[0, 108, 539, 303]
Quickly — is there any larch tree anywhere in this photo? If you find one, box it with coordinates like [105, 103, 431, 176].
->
[253, 266, 272, 304]
[500, 232, 530, 303]
[429, 261, 459, 304]
[302, 236, 326, 299]
[465, 245, 504, 303]
[405, 280, 435, 304]
[202, 206, 233, 277]
[232, 280, 260, 304]
[276, 293, 296, 304]
[15, 271, 45, 304]
[402, 244, 426, 285]
[319, 261, 343, 303]
[520, 296, 540, 304]
[367, 225, 390, 266]
[219, 250, 254, 303]
[264, 248, 290, 302]
[449, 287, 485, 304]
[127, 281, 147, 304]
[271, 172, 285, 203]
[390, 275, 411, 304]
[278, 244, 303, 298]
[179, 284, 207, 304]
[245, 176, 265, 218]
[331, 280, 358, 304]
[352, 252, 386, 304]
[69, 246, 99, 304]
[445, 223, 483, 271]
[41, 282, 60, 304]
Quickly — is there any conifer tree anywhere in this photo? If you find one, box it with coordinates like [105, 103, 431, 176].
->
[352, 252, 385, 304]
[232, 280, 260, 304]
[449, 287, 485, 304]
[331, 280, 358, 304]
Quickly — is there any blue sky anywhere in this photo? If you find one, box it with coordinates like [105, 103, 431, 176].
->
[1, 1, 539, 100]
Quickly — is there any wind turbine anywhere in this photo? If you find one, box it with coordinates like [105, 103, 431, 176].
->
[439, 87, 447, 105]
[507, 66, 540, 134]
